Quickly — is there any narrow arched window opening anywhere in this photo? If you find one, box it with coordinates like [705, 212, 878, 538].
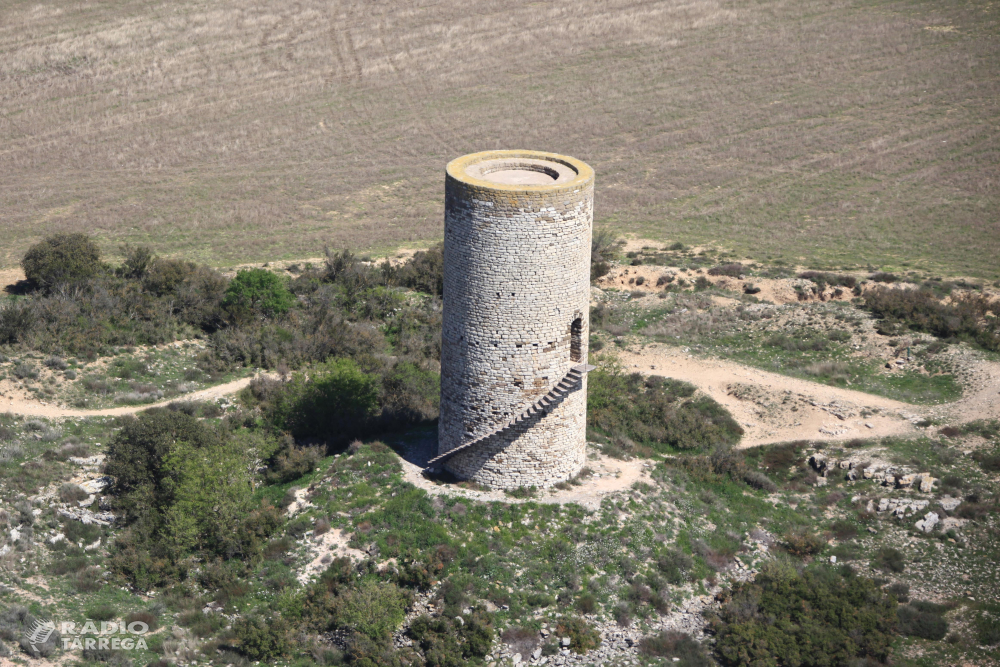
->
[570, 317, 583, 362]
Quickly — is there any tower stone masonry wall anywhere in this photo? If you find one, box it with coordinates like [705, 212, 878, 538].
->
[438, 150, 594, 489]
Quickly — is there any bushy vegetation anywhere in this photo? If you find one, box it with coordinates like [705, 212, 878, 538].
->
[669, 448, 777, 493]
[222, 268, 295, 320]
[0, 605, 62, 658]
[975, 604, 1000, 646]
[588, 360, 743, 453]
[639, 630, 712, 666]
[708, 263, 745, 278]
[798, 271, 857, 290]
[710, 565, 896, 666]
[104, 410, 284, 588]
[897, 601, 950, 640]
[244, 357, 439, 449]
[591, 230, 621, 280]
[409, 613, 494, 665]
[21, 233, 102, 291]
[1, 234, 444, 368]
[863, 286, 999, 351]
[395, 244, 444, 296]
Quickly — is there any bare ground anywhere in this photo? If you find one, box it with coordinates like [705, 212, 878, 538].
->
[0, 375, 261, 419]
[3, 341, 997, 450]
[1, 0, 997, 276]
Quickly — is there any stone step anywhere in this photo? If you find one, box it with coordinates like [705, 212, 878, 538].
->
[425, 364, 595, 468]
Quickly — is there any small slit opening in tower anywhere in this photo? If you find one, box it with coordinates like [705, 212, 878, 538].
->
[570, 317, 583, 362]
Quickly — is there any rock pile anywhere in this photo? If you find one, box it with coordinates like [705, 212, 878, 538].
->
[807, 454, 935, 491]
[875, 497, 927, 515]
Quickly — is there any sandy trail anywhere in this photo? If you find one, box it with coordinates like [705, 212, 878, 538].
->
[1, 339, 996, 451]
[616, 344, 1000, 447]
[0, 375, 259, 419]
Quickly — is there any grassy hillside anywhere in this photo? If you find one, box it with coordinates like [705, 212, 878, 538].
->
[0, 0, 997, 276]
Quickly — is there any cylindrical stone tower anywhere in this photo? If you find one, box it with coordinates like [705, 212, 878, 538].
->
[437, 150, 594, 489]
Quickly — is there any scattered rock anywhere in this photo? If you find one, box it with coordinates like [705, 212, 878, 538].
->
[57, 507, 114, 525]
[939, 496, 962, 512]
[940, 517, 967, 532]
[915, 512, 939, 533]
[202, 601, 224, 614]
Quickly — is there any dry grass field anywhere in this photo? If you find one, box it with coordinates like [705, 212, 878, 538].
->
[1, 0, 997, 276]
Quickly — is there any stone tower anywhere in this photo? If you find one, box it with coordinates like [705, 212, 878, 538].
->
[430, 150, 595, 489]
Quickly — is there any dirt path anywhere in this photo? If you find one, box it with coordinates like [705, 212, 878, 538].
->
[616, 343, 1000, 447]
[0, 375, 260, 419]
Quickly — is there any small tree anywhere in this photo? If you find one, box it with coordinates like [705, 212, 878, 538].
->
[117, 244, 154, 280]
[234, 614, 291, 661]
[21, 233, 101, 290]
[222, 268, 295, 319]
[268, 357, 380, 440]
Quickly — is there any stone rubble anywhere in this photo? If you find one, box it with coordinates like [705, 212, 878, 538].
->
[807, 455, 937, 492]
[914, 511, 940, 532]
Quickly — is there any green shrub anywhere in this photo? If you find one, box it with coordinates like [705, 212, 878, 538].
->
[22, 233, 102, 290]
[973, 449, 1000, 473]
[85, 604, 117, 622]
[59, 483, 90, 504]
[588, 363, 742, 452]
[639, 631, 712, 666]
[104, 410, 221, 522]
[765, 331, 830, 352]
[233, 614, 291, 661]
[555, 617, 600, 655]
[395, 244, 444, 296]
[873, 547, 905, 573]
[265, 440, 322, 484]
[975, 605, 1000, 645]
[712, 566, 896, 666]
[898, 603, 948, 640]
[657, 548, 694, 584]
[223, 268, 295, 319]
[332, 580, 410, 641]
[378, 361, 440, 428]
[671, 448, 777, 494]
[124, 610, 159, 632]
[884, 582, 910, 603]
[591, 230, 620, 280]
[12, 363, 37, 380]
[0, 605, 61, 657]
[708, 263, 744, 278]
[798, 271, 857, 289]
[409, 613, 494, 666]
[576, 593, 598, 614]
[0, 302, 35, 345]
[117, 244, 154, 280]
[830, 519, 857, 540]
[526, 592, 555, 608]
[104, 412, 282, 586]
[863, 287, 999, 351]
[264, 358, 380, 442]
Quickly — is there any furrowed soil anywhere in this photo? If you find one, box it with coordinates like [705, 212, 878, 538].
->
[1, 0, 997, 277]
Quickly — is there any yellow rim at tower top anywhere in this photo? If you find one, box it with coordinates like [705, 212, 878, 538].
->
[446, 149, 594, 194]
